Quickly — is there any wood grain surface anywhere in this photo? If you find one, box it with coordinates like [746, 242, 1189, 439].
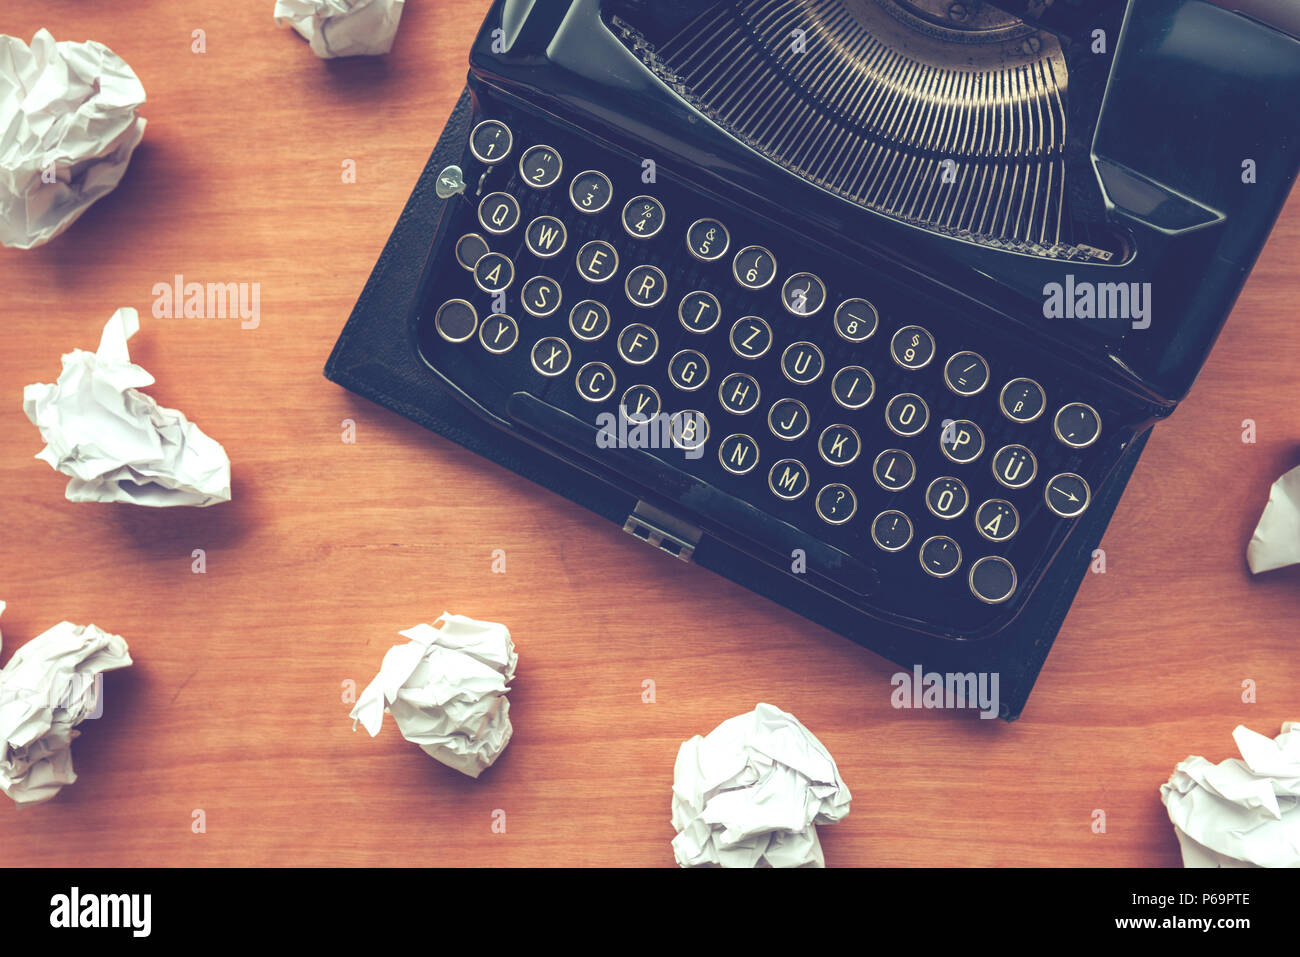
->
[1, 0, 1297, 867]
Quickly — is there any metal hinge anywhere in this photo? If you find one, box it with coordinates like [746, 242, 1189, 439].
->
[622, 501, 702, 563]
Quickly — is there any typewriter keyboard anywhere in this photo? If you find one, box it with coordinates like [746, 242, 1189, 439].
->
[415, 114, 1125, 637]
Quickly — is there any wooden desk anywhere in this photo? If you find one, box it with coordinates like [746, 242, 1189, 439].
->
[1, 0, 1296, 867]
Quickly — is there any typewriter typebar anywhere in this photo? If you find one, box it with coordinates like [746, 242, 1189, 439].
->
[329, 0, 1300, 713]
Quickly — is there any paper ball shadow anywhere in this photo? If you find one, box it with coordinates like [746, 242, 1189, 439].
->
[102, 475, 254, 552]
[28, 663, 143, 812]
[319, 51, 400, 100]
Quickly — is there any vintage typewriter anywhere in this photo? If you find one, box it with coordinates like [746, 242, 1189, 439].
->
[326, 0, 1300, 717]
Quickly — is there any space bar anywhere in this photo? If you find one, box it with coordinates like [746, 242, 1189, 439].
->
[506, 392, 878, 598]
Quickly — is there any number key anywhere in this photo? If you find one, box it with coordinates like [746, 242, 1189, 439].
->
[890, 325, 935, 370]
[687, 218, 729, 262]
[622, 196, 665, 239]
[834, 298, 879, 343]
[569, 170, 612, 214]
[470, 119, 512, 163]
[519, 144, 562, 188]
[733, 245, 777, 290]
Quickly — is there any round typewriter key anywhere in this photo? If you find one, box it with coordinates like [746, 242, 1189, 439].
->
[768, 458, 810, 501]
[975, 498, 1019, 543]
[569, 300, 610, 341]
[616, 323, 658, 365]
[729, 316, 773, 359]
[525, 215, 567, 259]
[686, 218, 729, 262]
[831, 365, 875, 410]
[1054, 402, 1102, 449]
[620, 384, 660, 422]
[519, 144, 562, 189]
[625, 264, 667, 308]
[890, 325, 936, 370]
[575, 361, 616, 403]
[569, 170, 612, 214]
[478, 191, 520, 235]
[969, 556, 1017, 605]
[530, 336, 572, 377]
[718, 433, 760, 475]
[576, 240, 618, 283]
[871, 509, 913, 552]
[939, 418, 985, 464]
[1044, 472, 1091, 518]
[622, 195, 665, 239]
[768, 398, 810, 441]
[667, 349, 710, 392]
[944, 351, 989, 396]
[884, 392, 929, 437]
[991, 444, 1037, 490]
[1000, 377, 1046, 423]
[469, 119, 512, 164]
[670, 410, 709, 452]
[521, 276, 561, 318]
[925, 476, 970, 520]
[919, 536, 962, 579]
[781, 272, 827, 317]
[478, 313, 518, 354]
[818, 424, 861, 467]
[780, 341, 824, 385]
[679, 290, 721, 334]
[455, 232, 490, 270]
[733, 245, 777, 290]
[833, 298, 878, 343]
[433, 298, 477, 343]
[873, 449, 915, 492]
[473, 251, 514, 293]
[718, 373, 761, 415]
[815, 483, 857, 525]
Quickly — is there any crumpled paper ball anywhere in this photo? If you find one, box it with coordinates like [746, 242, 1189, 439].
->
[350, 612, 517, 778]
[0, 29, 146, 249]
[23, 307, 232, 507]
[1161, 722, 1300, 867]
[0, 604, 133, 806]
[1247, 464, 1300, 573]
[274, 0, 406, 58]
[671, 702, 852, 867]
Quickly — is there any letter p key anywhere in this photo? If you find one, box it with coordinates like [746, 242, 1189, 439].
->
[940, 418, 985, 465]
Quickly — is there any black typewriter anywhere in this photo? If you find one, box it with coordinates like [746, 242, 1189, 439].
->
[326, 0, 1300, 718]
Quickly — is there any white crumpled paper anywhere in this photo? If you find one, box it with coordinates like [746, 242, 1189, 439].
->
[0, 29, 146, 249]
[0, 603, 133, 806]
[274, 0, 406, 58]
[350, 612, 517, 778]
[671, 702, 852, 867]
[23, 307, 232, 507]
[1160, 722, 1300, 867]
[1247, 465, 1300, 574]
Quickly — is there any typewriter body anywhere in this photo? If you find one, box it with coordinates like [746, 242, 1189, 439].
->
[326, 0, 1300, 717]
